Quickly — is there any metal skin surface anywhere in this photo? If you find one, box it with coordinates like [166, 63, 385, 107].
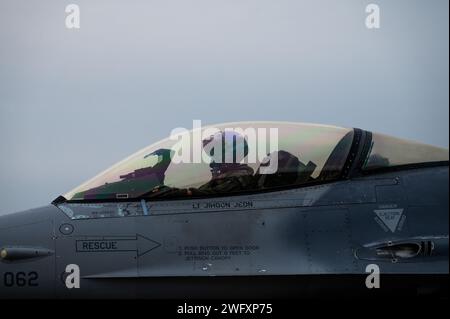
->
[0, 127, 448, 299]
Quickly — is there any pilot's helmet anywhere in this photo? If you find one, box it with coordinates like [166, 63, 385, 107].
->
[202, 130, 249, 164]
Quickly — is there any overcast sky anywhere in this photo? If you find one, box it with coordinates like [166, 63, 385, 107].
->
[0, 0, 448, 214]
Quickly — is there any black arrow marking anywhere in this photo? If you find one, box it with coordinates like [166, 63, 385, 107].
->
[75, 234, 161, 257]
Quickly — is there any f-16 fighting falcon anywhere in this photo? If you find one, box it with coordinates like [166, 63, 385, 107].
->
[0, 122, 448, 298]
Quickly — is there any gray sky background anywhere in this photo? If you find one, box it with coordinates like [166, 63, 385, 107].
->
[0, 0, 448, 214]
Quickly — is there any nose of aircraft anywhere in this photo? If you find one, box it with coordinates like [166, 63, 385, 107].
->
[0, 205, 61, 298]
[0, 205, 61, 259]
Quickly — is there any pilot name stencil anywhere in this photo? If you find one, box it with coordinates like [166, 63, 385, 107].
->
[192, 200, 254, 210]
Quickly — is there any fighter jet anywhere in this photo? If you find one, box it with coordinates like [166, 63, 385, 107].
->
[0, 122, 448, 298]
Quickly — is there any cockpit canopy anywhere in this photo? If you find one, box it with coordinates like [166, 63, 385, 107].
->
[363, 132, 448, 170]
[64, 122, 448, 201]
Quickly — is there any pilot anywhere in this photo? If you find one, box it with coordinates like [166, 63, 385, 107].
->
[193, 131, 254, 195]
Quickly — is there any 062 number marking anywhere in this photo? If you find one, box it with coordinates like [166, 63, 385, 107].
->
[3, 271, 39, 287]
